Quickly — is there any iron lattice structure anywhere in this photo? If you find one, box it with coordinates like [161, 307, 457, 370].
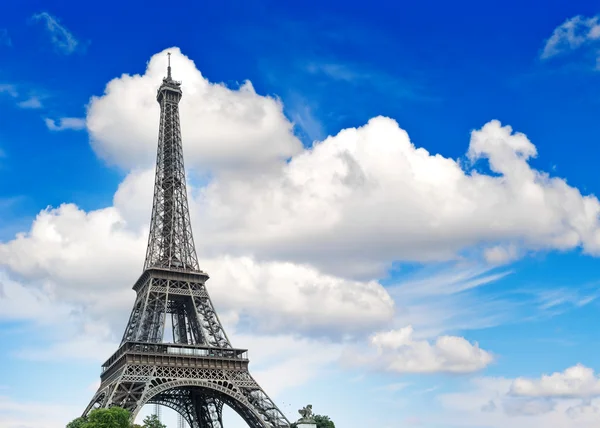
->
[83, 55, 290, 428]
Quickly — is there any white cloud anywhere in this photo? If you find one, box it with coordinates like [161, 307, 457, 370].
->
[0, 272, 73, 324]
[483, 244, 519, 264]
[86, 48, 302, 172]
[344, 325, 493, 374]
[0, 395, 81, 428]
[0, 84, 17, 98]
[0, 204, 144, 294]
[0, 86, 44, 110]
[541, 15, 600, 59]
[31, 12, 80, 55]
[535, 287, 599, 313]
[182, 117, 600, 280]
[437, 376, 600, 428]
[510, 365, 600, 399]
[204, 256, 394, 336]
[44, 117, 86, 131]
[5, 47, 600, 427]
[0, 203, 393, 339]
[17, 96, 42, 109]
[79, 47, 600, 280]
[4, 46, 599, 363]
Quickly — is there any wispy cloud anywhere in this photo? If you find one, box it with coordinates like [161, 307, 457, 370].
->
[44, 117, 86, 131]
[0, 84, 17, 98]
[17, 96, 42, 109]
[284, 93, 326, 144]
[0, 29, 11, 47]
[305, 60, 434, 102]
[373, 382, 412, 393]
[386, 264, 516, 338]
[31, 12, 81, 55]
[387, 261, 600, 340]
[541, 15, 600, 60]
[0, 85, 47, 110]
[512, 282, 600, 320]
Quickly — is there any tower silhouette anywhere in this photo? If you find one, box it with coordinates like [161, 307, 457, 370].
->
[82, 54, 290, 428]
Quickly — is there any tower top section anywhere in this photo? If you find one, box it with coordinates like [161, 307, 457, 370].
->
[144, 53, 200, 273]
[157, 52, 182, 103]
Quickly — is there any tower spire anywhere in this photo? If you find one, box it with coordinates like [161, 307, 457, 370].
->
[144, 54, 199, 272]
[167, 52, 172, 80]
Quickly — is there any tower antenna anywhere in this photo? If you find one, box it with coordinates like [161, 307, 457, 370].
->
[167, 52, 172, 79]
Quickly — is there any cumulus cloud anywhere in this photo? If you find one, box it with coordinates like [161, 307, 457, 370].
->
[204, 256, 394, 336]
[77, 47, 600, 280]
[5, 49, 600, 414]
[438, 375, 600, 427]
[186, 117, 600, 279]
[0, 204, 145, 292]
[541, 15, 600, 59]
[86, 48, 302, 172]
[344, 325, 492, 374]
[510, 364, 600, 398]
[0, 202, 393, 338]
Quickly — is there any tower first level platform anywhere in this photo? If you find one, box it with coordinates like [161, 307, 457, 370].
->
[87, 339, 284, 427]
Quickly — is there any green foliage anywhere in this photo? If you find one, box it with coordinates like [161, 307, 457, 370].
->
[82, 408, 131, 428]
[314, 414, 335, 428]
[66, 408, 170, 428]
[66, 418, 87, 428]
[141, 414, 166, 428]
[291, 414, 335, 428]
[68, 408, 335, 428]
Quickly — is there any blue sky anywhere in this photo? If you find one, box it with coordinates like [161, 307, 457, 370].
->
[3, 1, 600, 428]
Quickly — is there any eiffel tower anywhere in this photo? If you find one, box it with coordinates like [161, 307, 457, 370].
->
[83, 54, 290, 428]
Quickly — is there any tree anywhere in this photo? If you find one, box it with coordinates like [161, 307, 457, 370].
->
[291, 414, 335, 428]
[85, 408, 131, 428]
[141, 414, 166, 428]
[66, 408, 168, 428]
[66, 418, 87, 428]
[66, 408, 131, 428]
[313, 414, 335, 428]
